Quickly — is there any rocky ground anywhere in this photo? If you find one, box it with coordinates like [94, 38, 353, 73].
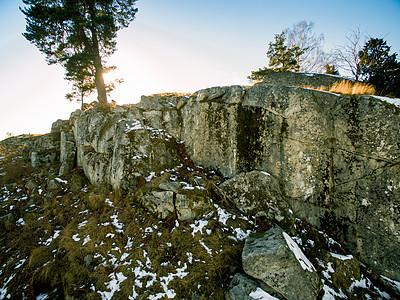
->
[1, 134, 400, 299]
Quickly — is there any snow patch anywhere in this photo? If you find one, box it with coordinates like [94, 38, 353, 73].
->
[282, 232, 316, 272]
[330, 252, 353, 260]
[322, 281, 346, 299]
[99, 272, 127, 300]
[82, 235, 91, 246]
[382, 276, 400, 293]
[55, 177, 68, 184]
[190, 220, 209, 237]
[249, 287, 279, 300]
[373, 96, 400, 108]
[214, 204, 231, 225]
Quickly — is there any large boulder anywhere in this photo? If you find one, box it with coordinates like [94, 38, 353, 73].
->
[70, 105, 181, 190]
[30, 132, 60, 168]
[242, 225, 322, 300]
[219, 171, 293, 227]
[138, 179, 213, 221]
[225, 273, 284, 300]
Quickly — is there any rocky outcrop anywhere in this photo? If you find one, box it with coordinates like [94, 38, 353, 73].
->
[225, 273, 284, 300]
[220, 171, 293, 228]
[242, 226, 321, 300]
[27, 73, 400, 283]
[69, 96, 186, 191]
[59, 130, 76, 176]
[179, 78, 400, 281]
[259, 71, 352, 89]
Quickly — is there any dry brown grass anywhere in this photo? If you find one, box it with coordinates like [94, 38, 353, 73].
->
[303, 80, 376, 95]
[329, 80, 376, 95]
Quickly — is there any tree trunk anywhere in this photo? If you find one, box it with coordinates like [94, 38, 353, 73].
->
[93, 54, 108, 106]
[88, 2, 107, 106]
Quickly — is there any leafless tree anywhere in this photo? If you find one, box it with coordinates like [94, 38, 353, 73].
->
[332, 27, 367, 80]
[284, 21, 327, 73]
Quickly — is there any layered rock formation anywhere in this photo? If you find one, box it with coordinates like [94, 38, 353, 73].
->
[30, 73, 400, 285]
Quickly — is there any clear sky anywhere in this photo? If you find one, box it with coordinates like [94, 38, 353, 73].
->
[0, 0, 399, 140]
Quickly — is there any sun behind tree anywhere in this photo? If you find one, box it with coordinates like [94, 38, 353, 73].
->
[21, 0, 138, 107]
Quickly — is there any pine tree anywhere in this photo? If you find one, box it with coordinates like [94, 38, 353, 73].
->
[325, 64, 339, 75]
[21, 0, 138, 106]
[358, 38, 400, 97]
[248, 32, 302, 80]
[267, 32, 301, 72]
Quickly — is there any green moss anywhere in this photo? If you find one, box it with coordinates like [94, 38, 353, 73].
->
[236, 105, 267, 171]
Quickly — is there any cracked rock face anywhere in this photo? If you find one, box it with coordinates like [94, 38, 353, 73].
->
[37, 73, 399, 281]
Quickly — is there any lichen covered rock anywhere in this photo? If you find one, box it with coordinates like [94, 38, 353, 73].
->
[242, 225, 322, 300]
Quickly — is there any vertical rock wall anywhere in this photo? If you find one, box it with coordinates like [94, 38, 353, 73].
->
[32, 73, 399, 281]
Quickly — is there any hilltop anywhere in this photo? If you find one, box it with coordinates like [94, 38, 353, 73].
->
[1, 73, 400, 299]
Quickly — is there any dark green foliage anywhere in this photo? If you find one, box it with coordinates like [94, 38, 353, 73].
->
[248, 67, 276, 81]
[325, 64, 339, 75]
[358, 38, 400, 97]
[248, 32, 303, 80]
[21, 0, 138, 105]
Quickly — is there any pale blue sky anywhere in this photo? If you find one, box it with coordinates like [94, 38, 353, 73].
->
[0, 0, 399, 139]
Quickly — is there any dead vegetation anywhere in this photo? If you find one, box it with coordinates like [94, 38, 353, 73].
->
[303, 79, 376, 95]
[0, 137, 250, 299]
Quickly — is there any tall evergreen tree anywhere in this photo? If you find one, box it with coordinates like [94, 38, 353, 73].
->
[21, 0, 138, 106]
[358, 38, 400, 97]
[249, 32, 302, 81]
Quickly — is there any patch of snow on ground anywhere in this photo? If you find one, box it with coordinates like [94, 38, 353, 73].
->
[15, 258, 26, 269]
[72, 234, 80, 242]
[44, 230, 61, 246]
[111, 213, 124, 233]
[186, 252, 193, 264]
[190, 220, 209, 237]
[382, 276, 400, 293]
[55, 177, 68, 184]
[282, 232, 316, 272]
[105, 198, 114, 207]
[78, 220, 88, 229]
[373, 96, 400, 107]
[330, 252, 353, 260]
[322, 281, 347, 300]
[214, 204, 231, 225]
[322, 262, 334, 279]
[0, 274, 15, 299]
[16, 218, 25, 226]
[249, 287, 279, 300]
[125, 237, 133, 250]
[82, 235, 91, 246]
[157, 263, 189, 299]
[145, 172, 156, 182]
[233, 228, 252, 240]
[199, 240, 213, 256]
[99, 272, 127, 300]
